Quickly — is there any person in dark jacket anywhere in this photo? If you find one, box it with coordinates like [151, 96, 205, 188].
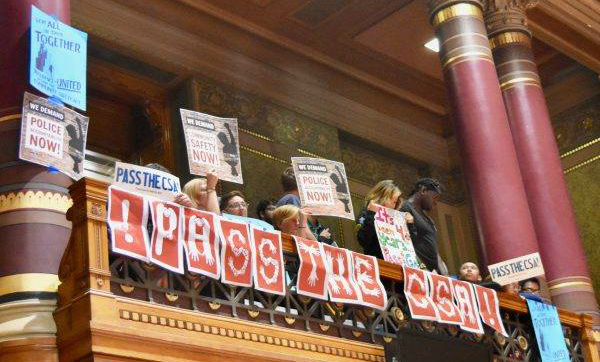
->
[356, 180, 413, 259]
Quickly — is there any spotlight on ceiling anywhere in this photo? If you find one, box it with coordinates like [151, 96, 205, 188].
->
[424, 38, 440, 52]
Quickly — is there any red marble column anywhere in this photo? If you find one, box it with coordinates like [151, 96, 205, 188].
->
[485, 2, 599, 323]
[426, 0, 540, 265]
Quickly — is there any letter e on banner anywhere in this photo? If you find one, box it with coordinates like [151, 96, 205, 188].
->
[474, 284, 507, 336]
[430, 274, 463, 325]
[294, 236, 328, 300]
[351, 252, 387, 310]
[182, 207, 221, 279]
[402, 266, 438, 321]
[451, 279, 484, 334]
[219, 219, 253, 287]
[108, 186, 150, 262]
[149, 200, 184, 274]
[323, 244, 361, 304]
[251, 227, 285, 296]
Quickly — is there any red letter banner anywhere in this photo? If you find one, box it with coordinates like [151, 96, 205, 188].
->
[294, 236, 328, 300]
[430, 274, 463, 325]
[402, 266, 439, 321]
[182, 207, 221, 279]
[219, 219, 253, 287]
[451, 279, 484, 334]
[251, 227, 285, 296]
[351, 252, 387, 310]
[149, 200, 184, 273]
[474, 284, 507, 336]
[323, 244, 361, 304]
[108, 186, 150, 262]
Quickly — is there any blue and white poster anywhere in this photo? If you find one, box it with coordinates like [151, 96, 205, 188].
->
[526, 299, 570, 362]
[30, 5, 87, 110]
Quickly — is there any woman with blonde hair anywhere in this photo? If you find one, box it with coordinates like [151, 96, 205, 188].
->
[179, 170, 220, 214]
[272, 205, 317, 241]
[356, 180, 413, 259]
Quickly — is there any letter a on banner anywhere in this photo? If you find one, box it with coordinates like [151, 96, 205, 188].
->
[182, 207, 221, 279]
[351, 252, 387, 310]
[451, 279, 484, 334]
[294, 236, 328, 300]
[219, 219, 253, 287]
[149, 200, 184, 274]
[430, 274, 463, 325]
[323, 244, 361, 304]
[474, 284, 507, 336]
[251, 227, 285, 296]
[402, 266, 439, 321]
[108, 186, 150, 262]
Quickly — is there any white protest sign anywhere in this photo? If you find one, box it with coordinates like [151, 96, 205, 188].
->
[487, 252, 545, 286]
[113, 162, 181, 201]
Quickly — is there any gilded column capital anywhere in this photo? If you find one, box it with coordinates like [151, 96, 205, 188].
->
[427, 0, 485, 23]
[483, 0, 538, 37]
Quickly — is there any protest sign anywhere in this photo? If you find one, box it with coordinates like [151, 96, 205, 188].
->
[430, 274, 463, 325]
[351, 252, 387, 310]
[182, 207, 221, 279]
[180, 109, 243, 184]
[526, 299, 569, 362]
[291, 157, 354, 220]
[107, 186, 150, 262]
[374, 205, 420, 268]
[403, 266, 439, 321]
[149, 199, 184, 274]
[30, 6, 87, 110]
[474, 284, 507, 337]
[488, 252, 545, 286]
[323, 244, 361, 304]
[219, 219, 253, 287]
[113, 162, 181, 201]
[252, 227, 286, 296]
[294, 236, 329, 300]
[19, 92, 88, 180]
[451, 279, 484, 334]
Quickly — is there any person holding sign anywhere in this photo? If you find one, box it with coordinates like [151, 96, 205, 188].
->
[273, 205, 317, 241]
[181, 170, 220, 214]
[356, 180, 413, 259]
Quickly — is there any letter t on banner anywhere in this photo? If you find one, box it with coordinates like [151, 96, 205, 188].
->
[474, 284, 507, 336]
[402, 266, 439, 321]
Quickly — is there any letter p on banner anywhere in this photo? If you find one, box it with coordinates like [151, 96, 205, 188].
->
[251, 227, 285, 296]
[474, 284, 507, 336]
[149, 200, 184, 274]
[108, 186, 150, 262]
[402, 266, 439, 321]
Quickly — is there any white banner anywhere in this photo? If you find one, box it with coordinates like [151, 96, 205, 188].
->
[113, 162, 181, 201]
[487, 252, 545, 286]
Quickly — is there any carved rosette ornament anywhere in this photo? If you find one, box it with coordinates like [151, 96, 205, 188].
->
[483, 0, 539, 38]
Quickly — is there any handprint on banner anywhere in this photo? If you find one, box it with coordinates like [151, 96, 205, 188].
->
[298, 240, 321, 286]
[326, 251, 353, 295]
[187, 215, 214, 265]
[258, 238, 279, 285]
[354, 257, 380, 297]
[217, 123, 239, 176]
[227, 229, 250, 277]
[155, 204, 177, 256]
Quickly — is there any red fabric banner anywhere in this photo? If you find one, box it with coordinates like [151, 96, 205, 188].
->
[294, 236, 328, 300]
[182, 207, 221, 279]
[351, 252, 387, 310]
[252, 227, 286, 296]
[451, 279, 484, 334]
[474, 284, 507, 336]
[219, 219, 253, 287]
[402, 266, 439, 321]
[430, 274, 463, 325]
[108, 186, 150, 262]
[323, 244, 361, 304]
[149, 199, 184, 273]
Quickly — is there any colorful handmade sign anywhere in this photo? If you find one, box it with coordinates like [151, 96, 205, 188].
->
[107, 186, 150, 262]
[182, 207, 221, 279]
[251, 227, 286, 296]
[219, 219, 253, 287]
[294, 236, 329, 300]
[149, 199, 184, 274]
[351, 252, 387, 310]
[374, 205, 420, 268]
[402, 266, 439, 321]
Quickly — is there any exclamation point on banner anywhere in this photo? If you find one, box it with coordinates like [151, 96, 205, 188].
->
[483, 292, 495, 326]
[121, 200, 134, 243]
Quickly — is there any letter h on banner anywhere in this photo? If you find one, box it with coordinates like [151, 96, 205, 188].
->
[323, 244, 361, 304]
[108, 186, 150, 262]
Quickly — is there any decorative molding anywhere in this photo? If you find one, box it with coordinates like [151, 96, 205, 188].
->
[560, 138, 600, 159]
[0, 114, 21, 123]
[564, 155, 600, 174]
[0, 274, 60, 297]
[0, 299, 57, 342]
[483, 0, 538, 37]
[0, 191, 72, 214]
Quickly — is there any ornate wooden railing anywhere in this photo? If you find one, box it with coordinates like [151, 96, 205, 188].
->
[55, 178, 600, 362]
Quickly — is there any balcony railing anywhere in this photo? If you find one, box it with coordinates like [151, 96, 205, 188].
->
[55, 178, 600, 362]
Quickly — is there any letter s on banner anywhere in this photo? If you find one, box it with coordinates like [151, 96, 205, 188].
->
[474, 284, 507, 336]
[219, 219, 253, 287]
[451, 279, 484, 334]
[182, 207, 221, 279]
[430, 274, 463, 325]
[251, 227, 285, 296]
[108, 186, 150, 262]
[323, 244, 361, 304]
[402, 266, 439, 321]
[351, 252, 387, 310]
[294, 236, 328, 300]
[149, 200, 184, 274]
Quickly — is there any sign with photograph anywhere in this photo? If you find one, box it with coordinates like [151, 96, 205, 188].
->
[113, 162, 181, 201]
[374, 205, 420, 268]
[487, 252, 545, 286]
[19, 92, 88, 180]
[291, 157, 354, 220]
[30, 6, 87, 110]
[180, 109, 242, 184]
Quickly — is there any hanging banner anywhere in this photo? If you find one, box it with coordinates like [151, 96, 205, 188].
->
[251, 227, 286, 296]
[487, 252, 545, 286]
[182, 207, 221, 279]
[294, 236, 329, 300]
[19, 92, 88, 180]
[402, 266, 439, 321]
[291, 157, 354, 220]
[474, 284, 508, 337]
[113, 162, 181, 201]
[430, 274, 463, 325]
[323, 244, 361, 304]
[374, 205, 420, 268]
[219, 219, 253, 287]
[351, 252, 387, 310]
[30, 6, 87, 110]
[180, 109, 242, 184]
[107, 186, 150, 262]
[451, 279, 484, 334]
[149, 200, 184, 274]
[526, 299, 570, 362]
